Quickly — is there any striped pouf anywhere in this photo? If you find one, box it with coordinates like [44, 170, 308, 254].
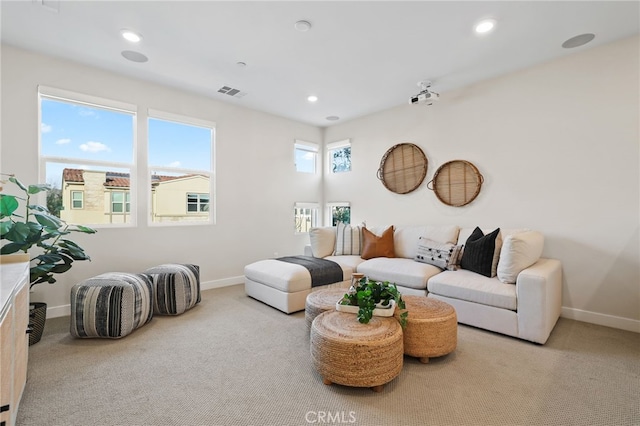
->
[70, 272, 153, 339]
[144, 264, 201, 315]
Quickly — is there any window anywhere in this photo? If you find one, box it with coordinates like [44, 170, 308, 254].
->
[327, 202, 351, 226]
[110, 191, 130, 213]
[327, 139, 351, 173]
[71, 191, 83, 209]
[295, 140, 318, 173]
[294, 202, 319, 233]
[187, 193, 209, 213]
[148, 110, 215, 225]
[39, 86, 136, 227]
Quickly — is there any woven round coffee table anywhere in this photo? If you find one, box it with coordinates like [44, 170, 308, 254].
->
[305, 289, 347, 329]
[395, 295, 457, 363]
[310, 310, 403, 392]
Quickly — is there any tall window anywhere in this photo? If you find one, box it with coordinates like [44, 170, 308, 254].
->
[148, 110, 215, 225]
[327, 139, 351, 173]
[295, 140, 318, 173]
[294, 202, 319, 233]
[328, 202, 351, 226]
[71, 191, 83, 209]
[39, 86, 136, 226]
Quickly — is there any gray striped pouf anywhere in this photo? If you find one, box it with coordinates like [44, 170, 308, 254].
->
[70, 272, 153, 339]
[144, 264, 201, 315]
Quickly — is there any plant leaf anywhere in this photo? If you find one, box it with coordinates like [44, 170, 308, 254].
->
[0, 194, 19, 218]
[9, 176, 27, 192]
[3, 221, 30, 242]
[70, 225, 97, 234]
[27, 184, 51, 195]
[28, 204, 50, 213]
[34, 212, 63, 229]
[0, 242, 24, 254]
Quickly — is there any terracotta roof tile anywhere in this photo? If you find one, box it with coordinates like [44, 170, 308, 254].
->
[62, 168, 84, 183]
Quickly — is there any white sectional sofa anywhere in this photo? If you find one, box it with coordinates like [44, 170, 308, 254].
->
[244, 224, 562, 344]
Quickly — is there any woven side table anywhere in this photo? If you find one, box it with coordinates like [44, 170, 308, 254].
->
[395, 295, 457, 363]
[310, 311, 403, 392]
[305, 289, 347, 329]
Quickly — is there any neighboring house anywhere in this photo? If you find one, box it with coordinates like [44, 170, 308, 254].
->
[60, 168, 209, 224]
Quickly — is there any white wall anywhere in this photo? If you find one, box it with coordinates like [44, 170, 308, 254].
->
[1, 45, 323, 314]
[324, 36, 640, 331]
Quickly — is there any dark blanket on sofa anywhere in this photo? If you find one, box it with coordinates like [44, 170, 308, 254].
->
[276, 255, 344, 288]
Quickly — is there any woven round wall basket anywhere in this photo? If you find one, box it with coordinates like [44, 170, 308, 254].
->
[427, 160, 484, 207]
[376, 143, 428, 194]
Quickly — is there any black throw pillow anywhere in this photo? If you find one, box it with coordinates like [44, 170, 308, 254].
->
[460, 227, 501, 277]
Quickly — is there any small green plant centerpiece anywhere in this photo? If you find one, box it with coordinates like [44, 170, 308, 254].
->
[0, 174, 97, 286]
[338, 276, 408, 328]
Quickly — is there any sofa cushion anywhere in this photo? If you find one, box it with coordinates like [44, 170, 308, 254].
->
[361, 226, 396, 259]
[334, 222, 363, 256]
[357, 257, 441, 290]
[427, 269, 517, 311]
[393, 225, 460, 259]
[497, 231, 544, 284]
[460, 227, 502, 277]
[415, 238, 463, 271]
[309, 226, 336, 258]
[324, 255, 366, 274]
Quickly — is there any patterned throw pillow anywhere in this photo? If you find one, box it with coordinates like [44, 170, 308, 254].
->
[334, 222, 363, 255]
[415, 238, 463, 271]
[460, 227, 502, 277]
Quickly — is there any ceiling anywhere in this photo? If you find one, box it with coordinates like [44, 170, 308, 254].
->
[1, 1, 638, 127]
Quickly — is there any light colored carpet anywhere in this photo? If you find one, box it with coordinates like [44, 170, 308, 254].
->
[17, 284, 640, 426]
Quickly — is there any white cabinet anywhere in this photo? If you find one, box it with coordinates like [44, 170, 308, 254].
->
[0, 255, 30, 426]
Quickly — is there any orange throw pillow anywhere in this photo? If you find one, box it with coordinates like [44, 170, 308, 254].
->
[361, 226, 396, 260]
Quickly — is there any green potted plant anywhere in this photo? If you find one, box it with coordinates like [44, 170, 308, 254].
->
[338, 275, 408, 327]
[0, 174, 96, 344]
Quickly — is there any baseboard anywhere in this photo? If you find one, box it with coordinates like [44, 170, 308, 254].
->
[561, 307, 640, 333]
[45, 275, 245, 319]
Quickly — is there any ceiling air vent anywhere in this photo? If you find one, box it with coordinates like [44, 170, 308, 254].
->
[217, 86, 247, 98]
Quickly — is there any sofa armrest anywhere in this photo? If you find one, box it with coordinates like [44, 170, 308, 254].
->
[516, 258, 563, 344]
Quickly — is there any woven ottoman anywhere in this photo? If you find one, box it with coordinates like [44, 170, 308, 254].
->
[144, 264, 201, 315]
[305, 288, 347, 329]
[70, 272, 153, 339]
[310, 311, 403, 392]
[395, 295, 457, 363]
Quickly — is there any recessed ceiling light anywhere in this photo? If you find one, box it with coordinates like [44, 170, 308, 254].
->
[295, 20, 312, 32]
[121, 29, 142, 43]
[121, 50, 148, 63]
[474, 19, 496, 34]
[307, 95, 318, 103]
[562, 33, 595, 48]
[326, 116, 340, 121]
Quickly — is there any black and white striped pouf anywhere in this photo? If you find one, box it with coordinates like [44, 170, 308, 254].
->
[70, 272, 153, 338]
[144, 264, 201, 315]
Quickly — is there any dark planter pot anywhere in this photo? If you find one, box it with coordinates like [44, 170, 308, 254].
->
[29, 302, 47, 346]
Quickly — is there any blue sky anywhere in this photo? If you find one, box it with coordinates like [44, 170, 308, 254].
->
[40, 98, 212, 186]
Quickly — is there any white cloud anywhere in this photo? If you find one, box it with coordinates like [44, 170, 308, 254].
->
[79, 141, 111, 153]
[167, 161, 182, 168]
[78, 108, 97, 117]
[41, 123, 52, 133]
[56, 138, 71, 145]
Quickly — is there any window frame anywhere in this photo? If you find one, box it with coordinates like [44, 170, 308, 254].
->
[294, 140, 319, 174]
[294, 202, 319, 234]
[147, 109, 216, 226]
[38, 85, 137, 228]
[71, 190, 84, 209]
[327, 139, 351, 174]
[326, 202, 351, 226]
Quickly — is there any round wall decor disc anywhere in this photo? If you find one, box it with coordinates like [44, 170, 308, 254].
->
[376, 143, 428, 194]
[428, 160, 483, 207]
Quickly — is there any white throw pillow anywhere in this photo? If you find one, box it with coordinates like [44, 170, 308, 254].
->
[334, 222, 363, 256]
[497, 231, 545, 284]
[309, 227, 336, 258]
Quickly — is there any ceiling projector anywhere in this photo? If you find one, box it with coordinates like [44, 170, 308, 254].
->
[410, 81, 439, 105]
